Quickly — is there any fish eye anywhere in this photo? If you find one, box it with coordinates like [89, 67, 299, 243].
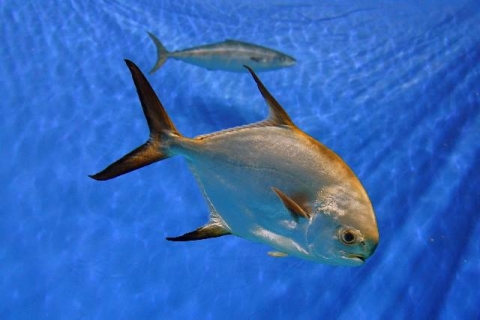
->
[340, 229, 356, 245]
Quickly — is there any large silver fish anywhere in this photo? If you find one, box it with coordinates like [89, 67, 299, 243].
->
[90, 60, 379, 266]
[148, 32, 296, 73]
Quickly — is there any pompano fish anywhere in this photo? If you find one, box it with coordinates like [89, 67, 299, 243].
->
[90, 60, 379, 266]
[148, 32, 296, 73]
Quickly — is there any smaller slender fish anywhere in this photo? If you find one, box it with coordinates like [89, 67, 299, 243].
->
[148, 32, 296, 73]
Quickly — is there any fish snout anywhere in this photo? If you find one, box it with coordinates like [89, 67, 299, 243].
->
[364, 238, 378, 257]
[284, 56, 296, 66]
[362, 231, 379, 259]
[278, 54, 296, 67]
[343, 231, 378, 265]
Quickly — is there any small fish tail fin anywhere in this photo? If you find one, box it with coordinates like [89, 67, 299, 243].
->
[148, 31, 170, 74]
[89, 59, 182, 181]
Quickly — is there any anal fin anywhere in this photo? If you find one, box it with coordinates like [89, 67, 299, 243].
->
[166, 223, 230, 242]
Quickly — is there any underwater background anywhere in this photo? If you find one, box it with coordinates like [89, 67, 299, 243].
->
[1, 0, 479, 319]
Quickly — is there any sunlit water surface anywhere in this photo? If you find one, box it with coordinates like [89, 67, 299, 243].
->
[1, 1, 479, 319]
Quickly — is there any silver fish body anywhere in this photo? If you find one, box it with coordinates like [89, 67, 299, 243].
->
[148, 32, 296, 73]
[90, 61, 379, 266]
[182, 126, 378, 265]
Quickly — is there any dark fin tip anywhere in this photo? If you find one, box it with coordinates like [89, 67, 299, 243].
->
[88, 173, 108, 181]
[89, 140, 165, 181]
[243, 64, 253, 72]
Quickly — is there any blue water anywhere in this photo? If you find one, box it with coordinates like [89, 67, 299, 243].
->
[1, 1, 479, 319]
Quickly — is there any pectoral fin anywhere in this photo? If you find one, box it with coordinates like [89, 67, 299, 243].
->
[272, 187, 311, 222]
[166, 223, 230, 241]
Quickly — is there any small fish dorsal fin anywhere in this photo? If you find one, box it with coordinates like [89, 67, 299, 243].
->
[244, 65, 295, 127]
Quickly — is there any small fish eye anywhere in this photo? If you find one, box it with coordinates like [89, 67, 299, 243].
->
[340, 229, 356, 245]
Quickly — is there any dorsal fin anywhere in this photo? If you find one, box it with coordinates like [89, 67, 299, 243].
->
[193, 66, 296, 141]
[244, 65, 295, 127]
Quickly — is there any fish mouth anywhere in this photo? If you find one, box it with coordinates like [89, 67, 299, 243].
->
[343, 252, 366, 265]
[348, 254, 365, 262]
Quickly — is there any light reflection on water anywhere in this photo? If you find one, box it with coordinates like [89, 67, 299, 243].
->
[0, 0, 479, 319]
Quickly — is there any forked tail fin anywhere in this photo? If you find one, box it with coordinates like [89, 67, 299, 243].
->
[89, 59, 181, 181]
[148, 32, 170, 74]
